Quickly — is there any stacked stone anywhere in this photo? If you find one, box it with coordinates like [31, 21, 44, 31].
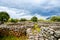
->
[27, 27, 60, 40]
[33, 30, 38, 40]
[26, 28, 34, 40]
[40, 27, 54, 40]
[0, 24, 27, 37]
[39, 27, 60, 40]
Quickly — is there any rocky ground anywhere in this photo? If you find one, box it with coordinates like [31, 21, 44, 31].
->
[0, 22, 60, 40]
[26, 27, 60, 40]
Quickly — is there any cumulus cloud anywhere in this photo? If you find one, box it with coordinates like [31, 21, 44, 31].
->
[0, 6, 47, 19]
[0, 0, 60, 9]
[0, 0, 60, 19]
[0, 6, 30, 19]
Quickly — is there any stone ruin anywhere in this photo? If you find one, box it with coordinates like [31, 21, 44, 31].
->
[0, 22, 60, 40]
[26, 27, 60, 40]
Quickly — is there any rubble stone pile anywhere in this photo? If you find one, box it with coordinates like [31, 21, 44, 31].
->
[26, 27, 60, 40]
[0, 22, 60, 40]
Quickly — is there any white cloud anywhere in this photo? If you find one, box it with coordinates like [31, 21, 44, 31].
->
[0, 0, 60, 8]
[33, 13, 48, 20]
[0, 6, 30, 19]
[20, 13, 48, 20]
[0, 6, 48, 19]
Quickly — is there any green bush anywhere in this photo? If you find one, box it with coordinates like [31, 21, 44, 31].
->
[50, 16, 60, 22]
[31, 16, 38, 22]
[8, 18, 18, 23]
[20, 18, 27, 22]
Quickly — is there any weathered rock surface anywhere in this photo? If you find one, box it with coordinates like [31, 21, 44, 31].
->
[0, 22, 60, 40]
[26, 27, 60, 40]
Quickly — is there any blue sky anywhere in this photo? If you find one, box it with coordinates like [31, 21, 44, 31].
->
[0, 0, 60, 19]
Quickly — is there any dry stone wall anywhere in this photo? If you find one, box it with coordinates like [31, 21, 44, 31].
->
[0, 22, 60, 40]
[26, 27, 60, 40]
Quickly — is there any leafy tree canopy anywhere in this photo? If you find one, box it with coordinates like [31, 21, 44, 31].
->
[0, 12, 10, 23]
[50, 16, 60, 22]
[31, 16, 38, 22]
[20, 18, 27, 22]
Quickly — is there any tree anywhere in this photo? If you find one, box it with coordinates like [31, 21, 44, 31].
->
[50, 16, 60, 22]
[31, 16, 38, 22]
[0, 12, 10, 23]
[20, 18, 27, 22]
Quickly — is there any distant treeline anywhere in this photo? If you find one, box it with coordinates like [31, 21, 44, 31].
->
[0, 11, 60, 24]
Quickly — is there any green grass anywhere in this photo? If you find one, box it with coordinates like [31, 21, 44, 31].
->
[32, 24, 41, 34]
[0, 35, 28, 40]
[34, 24, 41, 32]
